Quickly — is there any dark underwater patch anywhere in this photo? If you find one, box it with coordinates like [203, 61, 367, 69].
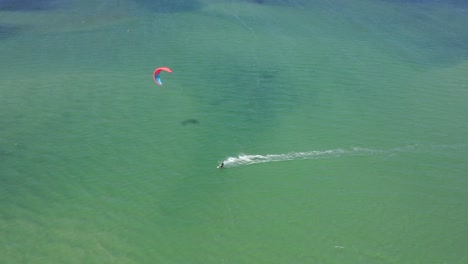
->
[133, 0, 202, 13]
[381, 0, 468, 7]
[385, 2, 468, 66]
[215, 66, 294, 126]
[0, 0, 63, 11]
[0, 24, 19, 39]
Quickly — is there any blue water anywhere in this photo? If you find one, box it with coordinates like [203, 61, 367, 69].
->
[1, 0, 468, 263]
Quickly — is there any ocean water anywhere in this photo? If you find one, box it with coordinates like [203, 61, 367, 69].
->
[1, 0, 467, 263]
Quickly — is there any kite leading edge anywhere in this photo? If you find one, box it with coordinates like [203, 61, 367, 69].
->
[153, 67, 172, 85]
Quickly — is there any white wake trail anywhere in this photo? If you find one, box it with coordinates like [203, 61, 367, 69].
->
[222, 148, 357, 168]
[219, 144, 468, 168]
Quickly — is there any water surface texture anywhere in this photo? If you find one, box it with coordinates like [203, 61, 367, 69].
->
[1, 0, 467, 263]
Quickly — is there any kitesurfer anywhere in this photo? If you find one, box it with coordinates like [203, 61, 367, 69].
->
[217, 162, 224, 169]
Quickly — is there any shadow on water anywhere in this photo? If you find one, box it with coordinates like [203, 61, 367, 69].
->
[133, 0, 202, 13]
[181, 119, 199, 126]
[0, 0, 64, 11]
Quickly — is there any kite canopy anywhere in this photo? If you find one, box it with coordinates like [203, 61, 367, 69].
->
[153, 67, 172, 85]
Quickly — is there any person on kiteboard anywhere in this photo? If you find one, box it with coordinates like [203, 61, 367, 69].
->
[217, 162, 224, 169]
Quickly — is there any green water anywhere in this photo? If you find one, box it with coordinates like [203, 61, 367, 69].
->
[1, 0, 467, 263]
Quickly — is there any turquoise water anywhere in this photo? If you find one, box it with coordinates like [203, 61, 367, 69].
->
[1, 0, 468, 263]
